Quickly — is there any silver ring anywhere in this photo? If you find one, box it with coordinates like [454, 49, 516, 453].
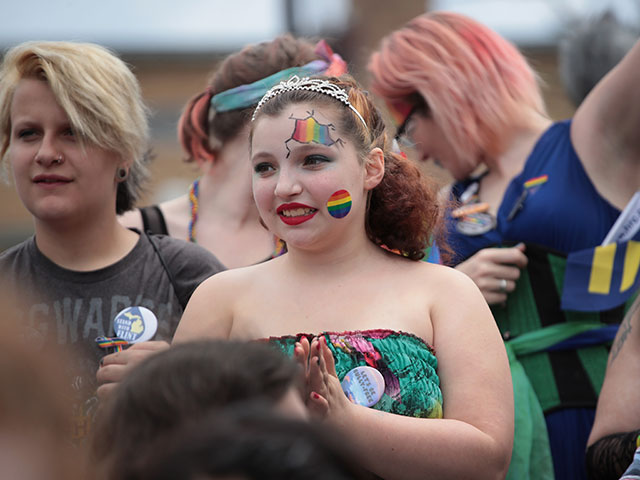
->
[499, 278, 507, 293]
[53, 154, 63, 164]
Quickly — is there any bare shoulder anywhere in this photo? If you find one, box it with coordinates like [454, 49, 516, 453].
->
[381, 255, 476, 291]
[193, 261, 264, 296]
[386, 258, 486, 315]
[414, 260, 479, 290]
[160, 194, 189, 217]
[412, 261, 494, 327]
[118, 208, 143, 230]
[173, 264, 262, 343]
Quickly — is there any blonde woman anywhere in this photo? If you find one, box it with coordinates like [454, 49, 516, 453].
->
[0, 41, 224, 441]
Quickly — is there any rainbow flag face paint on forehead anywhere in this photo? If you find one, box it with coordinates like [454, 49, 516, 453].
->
[285, 110, 345, 157]
[327, 190, 352, 218]
[293, 115, 331, 145]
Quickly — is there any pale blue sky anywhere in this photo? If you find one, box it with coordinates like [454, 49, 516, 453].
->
[433, 0, 640, 45]
[0, 0, 350, 52]
[0, 0, 637, 51]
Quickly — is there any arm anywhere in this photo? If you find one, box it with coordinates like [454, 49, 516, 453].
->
[572, 40, 640, 208]
[588, 295, 640, 445]
[171, 272, 235, 344]
[455, 243, 528, 305]
[307, 268, 513, 480]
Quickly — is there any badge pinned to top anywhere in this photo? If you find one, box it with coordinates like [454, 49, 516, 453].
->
[453, 202, 496, 236]
[113, 306, 158, 344]
[341, 366, 385, 407]
[507, 174, 549, 221]
[523, 174, 548, 192]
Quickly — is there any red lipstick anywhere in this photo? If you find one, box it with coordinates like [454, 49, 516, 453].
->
[276, 202, 318, 226]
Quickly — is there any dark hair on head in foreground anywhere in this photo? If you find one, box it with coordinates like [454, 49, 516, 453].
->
[92, 340, 301, 480]
[130, 404, 366, 480]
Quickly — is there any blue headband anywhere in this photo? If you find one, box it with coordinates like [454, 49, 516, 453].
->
[210, 59, 331, 113]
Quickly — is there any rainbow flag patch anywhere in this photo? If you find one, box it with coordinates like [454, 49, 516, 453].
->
[524, 174, 548, 189]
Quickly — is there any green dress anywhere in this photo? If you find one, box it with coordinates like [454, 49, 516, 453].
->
[268, 329, 443, 419]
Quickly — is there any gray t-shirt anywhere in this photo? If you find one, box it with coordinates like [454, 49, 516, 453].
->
[0, 231, 225, 441]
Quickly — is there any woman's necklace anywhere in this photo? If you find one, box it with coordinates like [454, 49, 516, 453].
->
[188, 178, 200, 243]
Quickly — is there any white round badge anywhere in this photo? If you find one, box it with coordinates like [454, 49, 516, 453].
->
[455, 212, 496, 236]
[113, 306, 158, 343]
[341, 366, 385, 407]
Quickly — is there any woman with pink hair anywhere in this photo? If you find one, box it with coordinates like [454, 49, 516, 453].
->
[369, 11, 640, 480]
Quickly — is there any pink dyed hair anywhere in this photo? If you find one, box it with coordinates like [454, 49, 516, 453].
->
[368, 11, 547, 163]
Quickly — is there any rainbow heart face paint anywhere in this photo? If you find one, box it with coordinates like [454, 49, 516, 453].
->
[327, 190, 352, 218]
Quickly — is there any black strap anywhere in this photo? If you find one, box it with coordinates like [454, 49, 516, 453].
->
[140, 206, 169, 235]
[145, 232, 185, 310]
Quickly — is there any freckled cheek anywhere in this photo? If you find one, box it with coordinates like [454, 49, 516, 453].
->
[308, 170, 341, 193]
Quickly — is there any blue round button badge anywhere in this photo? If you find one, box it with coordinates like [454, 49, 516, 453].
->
[113, 306, 158, 344]
[341, 366, 385, 407]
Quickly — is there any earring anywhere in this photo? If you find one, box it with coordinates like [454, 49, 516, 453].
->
[117, 167, 128, 180]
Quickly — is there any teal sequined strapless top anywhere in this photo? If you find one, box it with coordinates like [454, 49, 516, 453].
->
[268, 329, 443, 418]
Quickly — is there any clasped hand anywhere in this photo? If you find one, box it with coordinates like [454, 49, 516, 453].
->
[293, 336, 353, 421]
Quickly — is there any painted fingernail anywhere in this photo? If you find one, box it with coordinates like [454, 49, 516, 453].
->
[312, 392, 320, 399]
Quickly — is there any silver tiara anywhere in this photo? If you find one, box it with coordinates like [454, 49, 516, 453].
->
[251, 75, 368, 129]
